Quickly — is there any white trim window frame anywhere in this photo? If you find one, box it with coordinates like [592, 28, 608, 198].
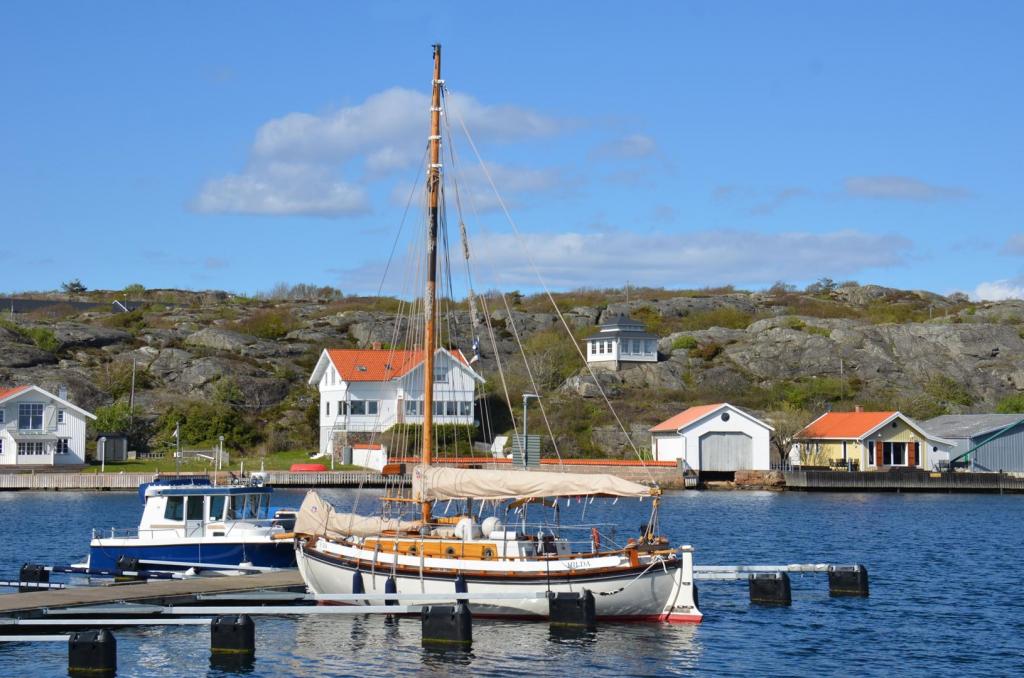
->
[19, 403, 43, 431]
[57, 409, 66, 425]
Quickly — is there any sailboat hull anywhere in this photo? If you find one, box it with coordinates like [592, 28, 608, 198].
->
[296, 539, 702, 623]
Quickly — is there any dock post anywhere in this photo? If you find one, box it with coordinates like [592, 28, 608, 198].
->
[828, 564, 869, 597]
[748, 572, 792, 606]
[210, 614, 256, 671]
[19, 563, 49, 592]
[68, 629, 116, 677]
[548, 590, 597, 631]
[421, 602, 473, 649]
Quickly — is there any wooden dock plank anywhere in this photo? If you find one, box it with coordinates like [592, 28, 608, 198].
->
[0, 570, 305, 616]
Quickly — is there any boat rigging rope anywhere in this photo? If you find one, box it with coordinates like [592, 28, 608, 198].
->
[446, 95, 655, 484]
[597, 557, 664, 597]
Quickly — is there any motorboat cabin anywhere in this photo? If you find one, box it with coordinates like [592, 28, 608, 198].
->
[87, 477, 297, 572]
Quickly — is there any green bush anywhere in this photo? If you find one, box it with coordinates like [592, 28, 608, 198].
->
[690, 342, 722, 361]
[93, 400, 153, 453]
[0, 318, 60, 352]
[781, 377, 852, 410]
[671, 335, 698, 351]
[924, 374, 973, 407]
[232, 308, 300, 339]
[996, 394, 1024, 413]
[680, 307, 754, 331]
[155, 401, 262, 451]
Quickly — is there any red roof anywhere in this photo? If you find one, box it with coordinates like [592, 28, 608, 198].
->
[352, 443, 383, 450]
[650, 403, 726, 433]
[0, 385, 30, 401]
[326, 348, 469, 382]
[797, 411, 896, 439]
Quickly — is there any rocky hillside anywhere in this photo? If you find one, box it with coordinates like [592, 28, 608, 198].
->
[3, 283, 1023, 459]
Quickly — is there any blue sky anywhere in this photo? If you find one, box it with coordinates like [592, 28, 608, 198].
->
[1, 2, 1021, 299]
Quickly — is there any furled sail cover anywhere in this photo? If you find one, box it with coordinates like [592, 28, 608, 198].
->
[293, 491, 421, 538]
[412, 465, 654, 501]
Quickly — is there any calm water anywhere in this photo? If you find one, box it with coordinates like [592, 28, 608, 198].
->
[1, 489, 1022, 677]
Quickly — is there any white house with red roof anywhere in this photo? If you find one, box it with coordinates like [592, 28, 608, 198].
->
[308, 346, 484, 454]
[650, 403, 773, 472]
[0, 385, 96, 467]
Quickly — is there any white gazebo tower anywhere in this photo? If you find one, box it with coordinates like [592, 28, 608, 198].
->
[585, 314, 658, 368]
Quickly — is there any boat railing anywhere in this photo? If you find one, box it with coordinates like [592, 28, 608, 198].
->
[366, 521, 639, 555]
[93, 518, 286, 541]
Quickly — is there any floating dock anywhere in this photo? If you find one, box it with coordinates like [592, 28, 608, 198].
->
[0, 570, 305, 617]
[784, 469, 1024, 493]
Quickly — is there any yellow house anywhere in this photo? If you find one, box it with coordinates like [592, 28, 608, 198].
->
[792, 409, 951, 471]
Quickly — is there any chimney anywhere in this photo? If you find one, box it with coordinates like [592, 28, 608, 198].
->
[58, 384, 68, 400]
[854, 405, 863, 413]
[371, 342, 382, 351]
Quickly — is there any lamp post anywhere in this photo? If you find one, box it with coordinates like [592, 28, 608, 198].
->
[218, 435, 225, 473]
[521, 393, 540, 468]
[99, 436, 106, 473]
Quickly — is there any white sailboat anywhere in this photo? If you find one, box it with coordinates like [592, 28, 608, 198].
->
[293, 44, 701, 623]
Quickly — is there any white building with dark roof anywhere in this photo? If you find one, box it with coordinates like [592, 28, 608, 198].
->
[585, 314, 658, 368]
[924, 414, 1024, 472]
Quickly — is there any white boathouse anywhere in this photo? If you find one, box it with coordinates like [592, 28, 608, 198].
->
[650, 403, 773, 472]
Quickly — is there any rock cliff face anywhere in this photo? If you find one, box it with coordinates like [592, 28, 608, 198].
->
[1, 285, 1021, 455]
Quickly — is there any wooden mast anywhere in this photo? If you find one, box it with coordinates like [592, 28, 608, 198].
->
[421, 43, 442, 524]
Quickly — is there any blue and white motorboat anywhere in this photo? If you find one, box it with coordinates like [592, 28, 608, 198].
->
[87, 476, 297, 572]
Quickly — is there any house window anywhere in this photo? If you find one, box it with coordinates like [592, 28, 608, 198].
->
[338, 401, 347, 415]
[56, 439, 70, 454]
[325, 401, 331, 417]
[405, 400, 424, 416]
[589, 342, 596, 355]
[605, 340, 612, 353]
[57, 409, 65, 424]
[350, 400, 378, 416]
[19, 403, 43, 430]
[883, 442, 906, 466]
[0, 439, 3, 455]
[459, 402, 471, 416]
[446, 401, 456, 416]
[434, 366, 449, 383]
[18, 441, 45, 455]
[0, 409, 5, 424]
[597, 342, 604, 354]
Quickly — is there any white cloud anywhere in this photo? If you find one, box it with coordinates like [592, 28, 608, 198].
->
[193, 163, 369, 217]
[1000, 234, 1024, 256]
[463, 228, 911, 289]
[590, 134, 658, 160]
[844, 176, 970, 201]
[749, 187, 811, 216]
[973, 279, 1024, 301]
[389, 161, 572, 213]
[195, 87, 564, 217]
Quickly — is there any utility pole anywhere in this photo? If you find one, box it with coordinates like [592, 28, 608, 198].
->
[99, 436, 106, 474]
[129, 359, 137, 427]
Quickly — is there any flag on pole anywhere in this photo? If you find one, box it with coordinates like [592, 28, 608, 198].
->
[470, 336, 481, 364]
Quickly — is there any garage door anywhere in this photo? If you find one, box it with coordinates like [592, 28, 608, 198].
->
[699, 432, 752, 471]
